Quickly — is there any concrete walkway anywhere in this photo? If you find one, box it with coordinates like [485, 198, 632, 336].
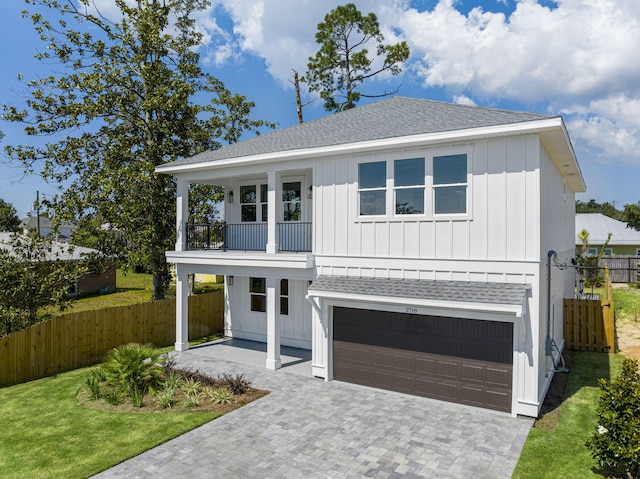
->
[93, 342, 533, 479]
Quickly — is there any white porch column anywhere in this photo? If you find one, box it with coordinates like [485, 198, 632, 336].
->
[266, 171, 280, 254]
[265, 277, 281, 369]
[175, 269, 189, 351]
[175, 179, 189, 252]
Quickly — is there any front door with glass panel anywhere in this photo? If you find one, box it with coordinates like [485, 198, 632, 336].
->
[280, 178, 309, 251]
[282, 180, 302, 222]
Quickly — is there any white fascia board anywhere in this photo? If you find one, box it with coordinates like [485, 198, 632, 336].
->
[166, 250, 314, 269]
[306, 289, 523, 317]
[156, 118, 564, 175]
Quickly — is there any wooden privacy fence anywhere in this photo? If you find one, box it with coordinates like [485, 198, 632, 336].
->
[0, 290, 223, 388]
[600, 256, 640, 283]
[564, 272, 615, 352]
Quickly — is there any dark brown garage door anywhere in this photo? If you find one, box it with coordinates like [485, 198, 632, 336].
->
[333, 307, 513, 413]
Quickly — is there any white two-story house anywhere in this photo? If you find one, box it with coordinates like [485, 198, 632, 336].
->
[158, 97, 585, 417]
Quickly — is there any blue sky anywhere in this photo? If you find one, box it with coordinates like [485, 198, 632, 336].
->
[1, 0, 639, 218]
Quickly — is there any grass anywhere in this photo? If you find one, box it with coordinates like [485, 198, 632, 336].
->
[612, 283, 640, 322]
[52, 269, 224, 315]
[0, 366, 219, 479]
[513, 351, 625, 479]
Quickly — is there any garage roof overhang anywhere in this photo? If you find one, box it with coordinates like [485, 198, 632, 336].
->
[307, 276, 530, 319]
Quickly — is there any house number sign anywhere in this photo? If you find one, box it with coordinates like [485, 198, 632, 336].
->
[405, 307, 418, 314]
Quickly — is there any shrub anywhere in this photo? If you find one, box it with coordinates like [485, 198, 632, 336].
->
[155, 388, 176, 409]
[587, 358, 640, 479]
[84, 368, 106, 400]
[218, 373, 251, 395]
[101, 343, 165, 398]
[206, 387, 235, 405]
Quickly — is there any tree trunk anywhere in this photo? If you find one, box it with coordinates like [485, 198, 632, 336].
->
[293, 69, 304, 124]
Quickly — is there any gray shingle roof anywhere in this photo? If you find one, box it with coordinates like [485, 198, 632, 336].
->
[308, 275, 529, 306]
[162, 96, 554, 168]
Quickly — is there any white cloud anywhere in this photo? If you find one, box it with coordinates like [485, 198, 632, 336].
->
[563, 95, 640, 165]
[453, 94, 477, 106]
[91, 0, 640, 165]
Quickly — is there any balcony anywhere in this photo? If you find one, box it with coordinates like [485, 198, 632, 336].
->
[187, 222, 312, 252]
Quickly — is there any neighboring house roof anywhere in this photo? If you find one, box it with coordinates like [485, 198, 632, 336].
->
[157, 96, 584, 192]
[575, 213, 640, 246]
[308, 275, 529, 307]
[0, 232, 98, 262]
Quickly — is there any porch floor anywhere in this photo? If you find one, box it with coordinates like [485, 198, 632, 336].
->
[187, 338, 312, 377]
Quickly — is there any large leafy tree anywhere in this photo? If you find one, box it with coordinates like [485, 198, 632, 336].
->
[306, 3, 410, 113]
[0, 198, 21, 233]
[621, 201, 640, 231]
[0, 231, 86, 336]
[3, 0, 271, 300]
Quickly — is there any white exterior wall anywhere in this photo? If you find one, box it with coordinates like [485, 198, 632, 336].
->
[225, 276, 312, 349]
[535, 142, 577, 404]
[313, 135, 541, 263]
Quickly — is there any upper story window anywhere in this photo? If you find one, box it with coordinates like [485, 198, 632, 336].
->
[241, 184, 267, 222]
[433, 154, 467, 215]
[358, 161, 386, 216]
[394, 158, 424, 215]
[282, 182, 301, 221]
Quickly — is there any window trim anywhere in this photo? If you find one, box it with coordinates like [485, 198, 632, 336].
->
[393, 157, 425, 216]
[432, 153, 469, 216]
[249, 277, 266, 313]
[280, 279, 289, 315]
[358, 161, 387, 217]
[239, 183, 268, 223]
[355, 147, 472, 221]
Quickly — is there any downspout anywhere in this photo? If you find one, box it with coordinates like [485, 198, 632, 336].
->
[546, 250, 556, 357]
[546, 250, 570, 374]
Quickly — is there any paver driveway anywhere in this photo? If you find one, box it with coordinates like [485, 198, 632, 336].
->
[93, 345, 532, 479]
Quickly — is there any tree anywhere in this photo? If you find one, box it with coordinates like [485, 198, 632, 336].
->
[3, 0, 272, 300]
[576, 199, 621, 219]
[305, 3, 410, 113]
[621, 201, 640, 231]
[0, 198, 21, 232]
[0, 231, 86, 336]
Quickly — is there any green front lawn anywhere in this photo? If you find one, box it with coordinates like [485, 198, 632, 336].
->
[54, 269, 224, 315]
[513, 352, 625, 479]
[0, 366, 218, 479]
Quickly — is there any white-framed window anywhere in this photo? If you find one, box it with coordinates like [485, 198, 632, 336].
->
[603, 248, 613, 256]
[240, 184, 267, 222]
[260, 184, 268, 222]
[586, 248, 598, 256]
[249, 277, 266, 312]
[280, 279, 289, 315]
[433, 153, 467, 215]
[636, 248, 640, 257]
[358, 161, 386, 216]
[282, 182, 301, 221]
[394, 158, 424, 215]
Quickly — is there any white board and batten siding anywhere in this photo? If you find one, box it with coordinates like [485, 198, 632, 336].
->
[314, 134, 544, 277]
[225, 276, 312, 350]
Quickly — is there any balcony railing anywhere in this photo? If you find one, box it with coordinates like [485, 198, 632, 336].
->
[186, 222, 311, 252]
[278, 222, 312, 252]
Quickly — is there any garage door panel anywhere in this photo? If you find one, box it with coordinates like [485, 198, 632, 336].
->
[333, 307, 513, 413]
